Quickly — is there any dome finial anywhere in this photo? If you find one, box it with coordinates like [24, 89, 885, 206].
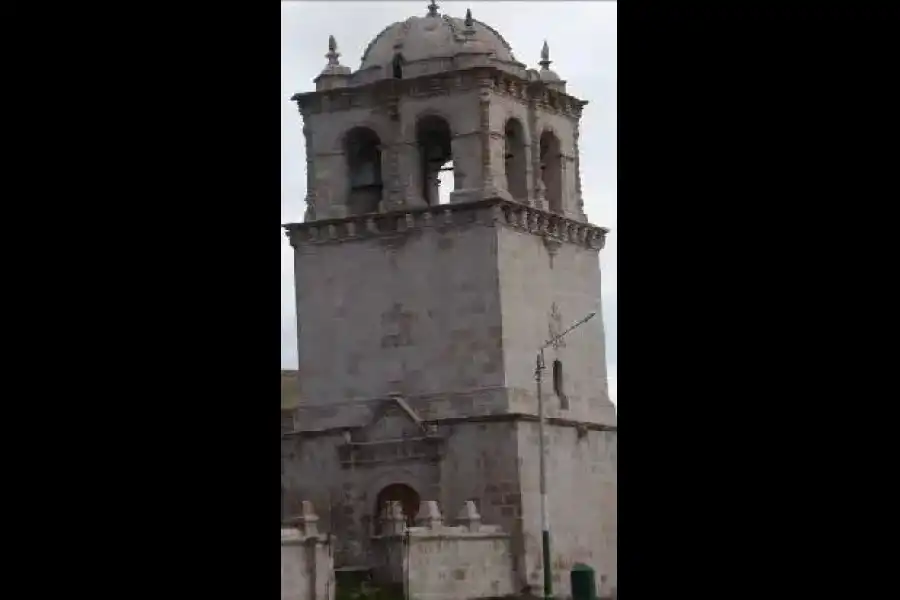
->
[536, 40, 561, 83]
[316, 32, 350, 87]
[463, 8, 476, 42]
[326, 35, 340, 66]
[539, 40, 552, 70]
[427, 1, 439, 17]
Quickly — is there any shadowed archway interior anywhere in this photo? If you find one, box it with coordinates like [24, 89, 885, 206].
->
[374, 483, 420, 533]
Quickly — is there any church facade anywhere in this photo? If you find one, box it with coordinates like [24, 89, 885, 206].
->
[282, 4, 616, 597]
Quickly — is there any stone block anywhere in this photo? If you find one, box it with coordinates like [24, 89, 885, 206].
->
[456, 500, 482, 532]
[416, 500, 443, 529]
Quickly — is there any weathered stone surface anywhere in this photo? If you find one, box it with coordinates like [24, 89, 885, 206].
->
[284, 225, 617, 594]
[282, 4, 616, 597]
[282, 370, 301, 409]
[281, 502, 334, 600]
[376, 500, 516, 600]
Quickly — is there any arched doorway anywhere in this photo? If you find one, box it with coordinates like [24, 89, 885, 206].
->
[374, 483, 420, 534]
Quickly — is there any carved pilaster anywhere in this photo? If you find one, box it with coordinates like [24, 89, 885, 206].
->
[284, 198, 610, 251]
[527, 99, 543, 210]
[383, 90, 406, 211]
[302, 121, 317, 221]
[384, 141, 405, 211]
[574, 120, 585, 219]
[478, 78, 495, 196]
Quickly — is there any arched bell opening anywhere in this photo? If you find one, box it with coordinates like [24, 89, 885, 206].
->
[416, 115, 454, 206]
[540, 130, 563, 214]
[344, 126, 384, 215]
[392, 53, 404, 79]
[504, 118, 528, 201]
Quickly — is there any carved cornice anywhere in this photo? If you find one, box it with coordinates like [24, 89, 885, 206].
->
[495, 72, 587, 120]
[337, 436, 445, 468]
[285, 412, 617, 440]
[292, 69, 486, 115]
[290, 66, 587, 119]
[283, 197, 609, 251]
[494, 200, 608, 249]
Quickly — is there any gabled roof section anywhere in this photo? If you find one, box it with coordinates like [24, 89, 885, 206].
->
[367, 394, 428, 435]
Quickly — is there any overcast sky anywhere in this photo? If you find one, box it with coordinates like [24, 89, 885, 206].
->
[281, 1, 617, 405]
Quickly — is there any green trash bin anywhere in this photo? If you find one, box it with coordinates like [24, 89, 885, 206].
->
[570, 563, 597, 600]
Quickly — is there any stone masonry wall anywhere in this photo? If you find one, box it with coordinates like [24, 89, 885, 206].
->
[517, 424, 617, 598]
[375, 500, 516, 600]
[282, 502, 335, 600]
[283, 413, 521, 571]
[437, 418, 525, 587]
[285, 199, 615, 592]
[497, 224, 616, 426]
[284, 418, 617, 597]
[293, 216, 504, 404]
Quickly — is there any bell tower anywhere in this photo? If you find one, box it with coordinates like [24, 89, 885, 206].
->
[292, 6, 589, 222]
[284, 4, 616, 596]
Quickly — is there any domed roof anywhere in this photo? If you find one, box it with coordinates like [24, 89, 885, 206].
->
[359, 8, 519, 72]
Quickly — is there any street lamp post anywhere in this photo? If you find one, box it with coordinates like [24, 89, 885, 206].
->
[534, 310, 597, 600]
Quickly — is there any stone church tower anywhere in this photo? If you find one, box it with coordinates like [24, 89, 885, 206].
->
[283, 3, 616, 597]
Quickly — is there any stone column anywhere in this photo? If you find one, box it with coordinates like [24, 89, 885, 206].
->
[381, 140, 405, 212]
[395, 92, 429, 208]
[396, 141, 425, 208]
[449, 132, 481, 203]
[302, 119, 318, 221]
[527, 98, 544, 210]
[475, 77, 507, 201]
[573, 118, 587, 221]
[382, 94, 409, 211]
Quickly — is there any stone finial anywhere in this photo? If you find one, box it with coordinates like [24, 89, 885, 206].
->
[326, 35, 341, 66]
[427, 1, 440, 17]
[298, 500, 319, 535]
[327, 36, 338, 63]
[457, 500, 482, 531]
[381, 500, 407, 535]
[539, 40, 551, 70]
[315, 35, 351, 87]
[463, 8, 476, 43]
[416, 500, 443, 529]
[537, 40, 562, 84]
